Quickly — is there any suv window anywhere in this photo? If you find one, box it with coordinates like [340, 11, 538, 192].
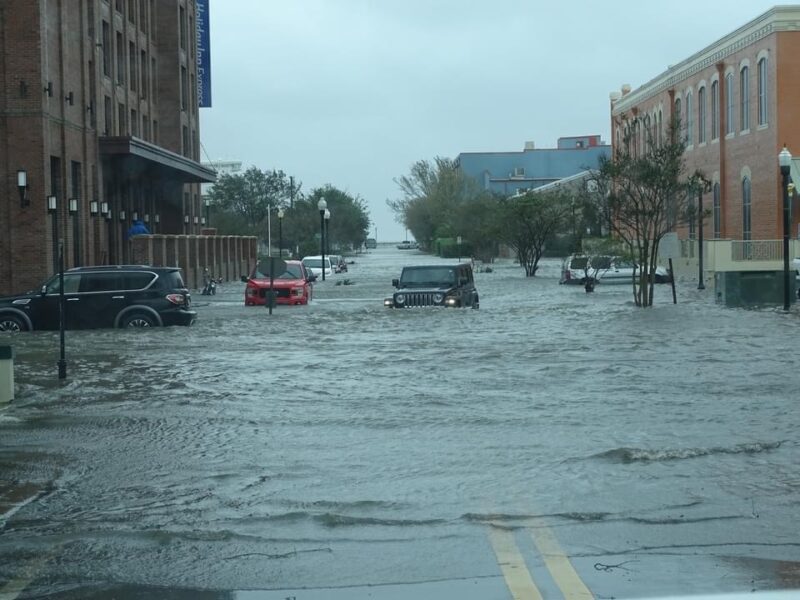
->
[79, 272, 123, 292]
[123, 272, 156, 290]
[46, 273, 82, 294]
[160, 270, 185, 289]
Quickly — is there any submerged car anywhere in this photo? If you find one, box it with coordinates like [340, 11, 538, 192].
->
[591, 256, 672, 284]
[243, 260, 313, 306]
[384, 263, 479, 308]
[0, 266, 195, 331]
[559, 254, 590, 284]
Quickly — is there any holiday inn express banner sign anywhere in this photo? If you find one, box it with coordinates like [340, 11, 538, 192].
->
[196, 0, 212, 107]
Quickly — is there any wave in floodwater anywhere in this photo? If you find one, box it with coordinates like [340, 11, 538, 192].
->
[589, 440, 785, 463]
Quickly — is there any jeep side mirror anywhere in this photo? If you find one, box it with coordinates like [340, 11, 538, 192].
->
[308, 273, 318, 282]
[40, 285, 48, 295]
[392, 278, 399, 288]
[240, 275, 249, 283]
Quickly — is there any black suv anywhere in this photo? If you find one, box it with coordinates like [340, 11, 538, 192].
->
[0, 266, 196, 331]
[384, 263, 479, 308]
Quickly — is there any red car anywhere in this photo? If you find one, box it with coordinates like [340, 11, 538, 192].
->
[243, 260, 313, 306]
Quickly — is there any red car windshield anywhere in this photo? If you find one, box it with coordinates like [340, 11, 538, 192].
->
[252, 264, 304, 280]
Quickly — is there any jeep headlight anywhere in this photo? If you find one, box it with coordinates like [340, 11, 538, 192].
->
[433, 293, 444, 304]
[395, 294, 405, 305]
[445, 297, 458, 306]
[291, 287, 304, 296]
[384, 298, 393, 307]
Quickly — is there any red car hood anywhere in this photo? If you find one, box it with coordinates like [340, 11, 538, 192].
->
[248, 278, 304, 289]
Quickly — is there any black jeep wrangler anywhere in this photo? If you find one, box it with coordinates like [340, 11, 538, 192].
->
[384, 263, 479, 309]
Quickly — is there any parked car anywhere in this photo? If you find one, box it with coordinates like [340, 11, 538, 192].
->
[384, 263, 479, 308]
[243, 260, 312, 306]
[396, 240, 419, 250]
[302, 256, 333, 278]
[0, 266, 196, 332]
[559, 255, 591, 284]
[591, 256, 671, 284]
[328, 255, 347, 273]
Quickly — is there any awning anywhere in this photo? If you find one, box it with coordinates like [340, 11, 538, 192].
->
[99, 136, 217, 184]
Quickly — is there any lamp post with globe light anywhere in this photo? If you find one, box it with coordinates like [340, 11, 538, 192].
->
[318, 197, 327, 281]
[779, 146, 792, 310]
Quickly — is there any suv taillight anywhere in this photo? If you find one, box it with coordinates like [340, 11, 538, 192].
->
[166, 293, 186, 306]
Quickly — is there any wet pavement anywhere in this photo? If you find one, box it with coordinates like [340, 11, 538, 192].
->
[1, 246, 799, 599]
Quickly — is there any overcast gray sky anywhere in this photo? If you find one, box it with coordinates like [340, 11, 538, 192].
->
[200, 1, 782, 241]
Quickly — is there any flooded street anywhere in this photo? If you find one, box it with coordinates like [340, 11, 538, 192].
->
[1, 246, 799, 599]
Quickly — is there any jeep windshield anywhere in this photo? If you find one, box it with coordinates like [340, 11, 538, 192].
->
[400, 266, 456, 287]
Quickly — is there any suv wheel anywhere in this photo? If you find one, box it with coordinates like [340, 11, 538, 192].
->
[0, 315, 27, 332]
[121, 313, 156, 328]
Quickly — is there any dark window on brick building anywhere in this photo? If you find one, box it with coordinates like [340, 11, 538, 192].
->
[116, 31, 125, 85]
[758, 57, 768, 126]
[102, 21, 111, 77]
[711, 80, 719, 140]
[740, 66, 750, 131]
[179, 5, 187, 50]
[725, 73, 735, 135]
[104, 95, 112, 134]
[742, 177, 751, 240]
[71, 161, 82, 267]
[131, 109, 138, 136]
[698, 87, 706, 144]
[181, 66, 188, 110]
[118, 102, 126, 135]
[129, 42, 137, 92]
[140, 51, 147, 97]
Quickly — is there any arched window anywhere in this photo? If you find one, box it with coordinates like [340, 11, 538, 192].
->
[685, 92, 693, 145]
[758, 57, 768, 126]
[674, 97, 682, 140]
[725, 73, 735, 135]
[713, 182, 721, 238]
[740, 66, 750, 131]
[710, 80, 719, 140]
[742, 177, 751, 240]
[698, 87, 706, 144]
[657, 109, 663, 146]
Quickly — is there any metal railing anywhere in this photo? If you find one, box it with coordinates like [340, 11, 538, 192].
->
[731, 240, 784, 262]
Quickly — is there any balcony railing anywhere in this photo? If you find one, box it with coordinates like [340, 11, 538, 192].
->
[731, 240, 784, 261]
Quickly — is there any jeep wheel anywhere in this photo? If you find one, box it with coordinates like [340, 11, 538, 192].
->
[0, 315, 27, 332]
[121, 313, 156, 328]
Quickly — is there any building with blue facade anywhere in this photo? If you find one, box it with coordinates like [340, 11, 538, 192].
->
[456, 135, 611, 197]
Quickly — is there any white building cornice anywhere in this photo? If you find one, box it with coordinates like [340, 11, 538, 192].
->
[612, 5, 800, 115]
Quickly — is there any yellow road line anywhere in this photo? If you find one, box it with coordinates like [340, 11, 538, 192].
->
[487, 524, 544, 600]
[529, 521, 594, 600]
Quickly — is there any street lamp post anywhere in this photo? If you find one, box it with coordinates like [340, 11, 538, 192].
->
[318, 197, 327, 281]
[779, 146, 792, 311]
[277, 208, 284, 258]
[48, 195, 66, 380]
[205, 198, 211, 228]
[696, 176, 710, 290]
[324, 208, 331, 257]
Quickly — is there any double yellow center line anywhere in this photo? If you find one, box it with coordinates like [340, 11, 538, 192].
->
[488, 518, 594, 600]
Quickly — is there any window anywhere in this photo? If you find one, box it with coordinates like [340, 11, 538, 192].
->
[697, 87, 706, 144]
[140, 51, 147, 97]
[142, 116, 150, 141]
[151, 57, 157, 102]
[674, 97, 681, 138]
[742, 177, 751, 241]
[115, 0, 122, 13]
[740, 66, 750, 131]
[104, 95, 112, 134]
[182, 125, 189, 157]
[685, 92, 693, 144]
[116, 31, 125, 85]
[140, 0, 147, 33]
[725, 73, 734, 135]
[710, 81, 719, 140]
[71, 161, 82, 267]
[181, 66, 188, 110]
[712, 182, 721, 239]
[118, 102, 126, 135]
[657, 109, 662, 146]
[128, 0, 135, 23]
[758, 57, 768, 126]
[131, 108, 138, 136]
[179, 5, 187, 50]
[152, 119, 158, 143]
[101, 21, 111, 77]
[129, 42, 137, 92]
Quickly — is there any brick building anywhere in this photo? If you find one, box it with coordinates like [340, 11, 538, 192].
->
[0, 0, 215, 296]
[610, 6, 800, 247]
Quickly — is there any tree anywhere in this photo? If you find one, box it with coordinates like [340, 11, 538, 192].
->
[497, 190, 572, 276]
[207, 167, 295, 238]
[590, 118, 700, 307]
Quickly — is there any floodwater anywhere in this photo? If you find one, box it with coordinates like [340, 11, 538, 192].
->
[1, 246, 799, 599]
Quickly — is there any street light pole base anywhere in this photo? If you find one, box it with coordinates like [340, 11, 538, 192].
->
[57, 359, 67, 380]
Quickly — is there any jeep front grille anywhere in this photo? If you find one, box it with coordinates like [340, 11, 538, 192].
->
[405, 292, 436, 307]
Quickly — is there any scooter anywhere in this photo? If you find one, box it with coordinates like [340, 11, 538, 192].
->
[201, 268, 218, 295]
